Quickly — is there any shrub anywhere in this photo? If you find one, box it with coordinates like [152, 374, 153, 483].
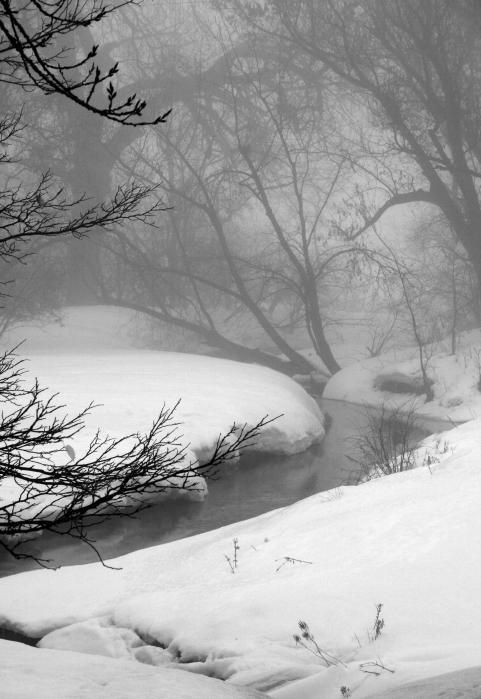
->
[347, 402, 419, 482]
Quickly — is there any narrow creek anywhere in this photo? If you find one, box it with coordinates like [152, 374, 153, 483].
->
[0, 398, 456, 577]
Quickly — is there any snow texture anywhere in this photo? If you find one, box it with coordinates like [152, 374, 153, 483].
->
[18, 350, 324, 459]
[0, 417, 480, 697]
[0, 639, 266, 698]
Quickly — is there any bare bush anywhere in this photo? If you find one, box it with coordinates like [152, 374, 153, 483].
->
[347, 403, 419, 483]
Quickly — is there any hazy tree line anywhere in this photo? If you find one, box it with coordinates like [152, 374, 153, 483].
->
[4, 0, 481, 379]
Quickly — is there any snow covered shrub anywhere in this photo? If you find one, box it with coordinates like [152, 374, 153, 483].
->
[348, 403, 419, 482]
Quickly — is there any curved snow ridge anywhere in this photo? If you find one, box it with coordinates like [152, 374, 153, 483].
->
[36, 617, 321, 693]
[0, 639, 267, 698]
[22, 350, 325, 458]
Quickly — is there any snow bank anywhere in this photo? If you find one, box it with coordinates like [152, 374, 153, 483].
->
[324, 328, 481, 422]
[1, 305, 324, 457]
[0, 419, 479, 697]
[0, 640, 266, 698]
[10, 350, 324, 459]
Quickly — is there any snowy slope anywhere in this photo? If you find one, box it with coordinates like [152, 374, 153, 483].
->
[366, 665, 481, 698]
[0, 418, 479, 698]
[0, 640, 266, 698]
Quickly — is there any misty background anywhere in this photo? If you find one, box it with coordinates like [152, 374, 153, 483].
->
[3, 0, 480, 380]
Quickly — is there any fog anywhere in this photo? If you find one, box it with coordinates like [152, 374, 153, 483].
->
[2, 0, 480, 376]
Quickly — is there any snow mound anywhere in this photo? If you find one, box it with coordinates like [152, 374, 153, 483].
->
[11, 350, 323, 458]
[0, 640, 266, 698]
[1, 305, 324, 456]
[0, 418, 480, 697]
[324, 328, 481, 422]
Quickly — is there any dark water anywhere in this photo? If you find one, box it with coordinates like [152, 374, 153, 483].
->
[0, 399, 455, 577]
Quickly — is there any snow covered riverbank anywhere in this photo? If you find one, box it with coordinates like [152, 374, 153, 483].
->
[1, 311, 480, 698]
[324, 328, 481, 423]
[1, 306, 325, 461]
[18, 350, 324, 460]
[0, 417, 480, 698]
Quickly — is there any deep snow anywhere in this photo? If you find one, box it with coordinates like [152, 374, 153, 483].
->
[0, 639, 266, 698]
[1, 309, 480, 698]
[17, 350, 324, 459]
[0, 417, 480, 697]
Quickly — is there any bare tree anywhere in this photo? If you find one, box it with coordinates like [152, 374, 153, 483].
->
[0, 0, 170, 125]
[248, 0, 481, 293]
[405, 215, 479, 355]
[0, 0, 172, 268]
[92, 17, 377, 376]
[0, 246, 64, 339]
[371, 236, 435, 401]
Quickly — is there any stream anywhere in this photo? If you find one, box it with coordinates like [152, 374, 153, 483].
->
[0, 398, 456, 577]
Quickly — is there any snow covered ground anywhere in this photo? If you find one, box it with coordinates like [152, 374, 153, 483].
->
[1, 308, 481, 698]
[324, 328, 481, 422]
[0, 639, 266, 698]
[367, 665, 481, 698]
[0, 417, 480, 698]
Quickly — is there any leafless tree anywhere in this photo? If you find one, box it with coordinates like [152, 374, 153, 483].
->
[0, 0, 172, 267]
[93, 16, 377, 376]
[0, 0, 170, 125]
[242, 0, 481, 293]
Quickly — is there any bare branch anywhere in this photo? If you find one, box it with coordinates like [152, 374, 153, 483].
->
[0, 349, 276, 567]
